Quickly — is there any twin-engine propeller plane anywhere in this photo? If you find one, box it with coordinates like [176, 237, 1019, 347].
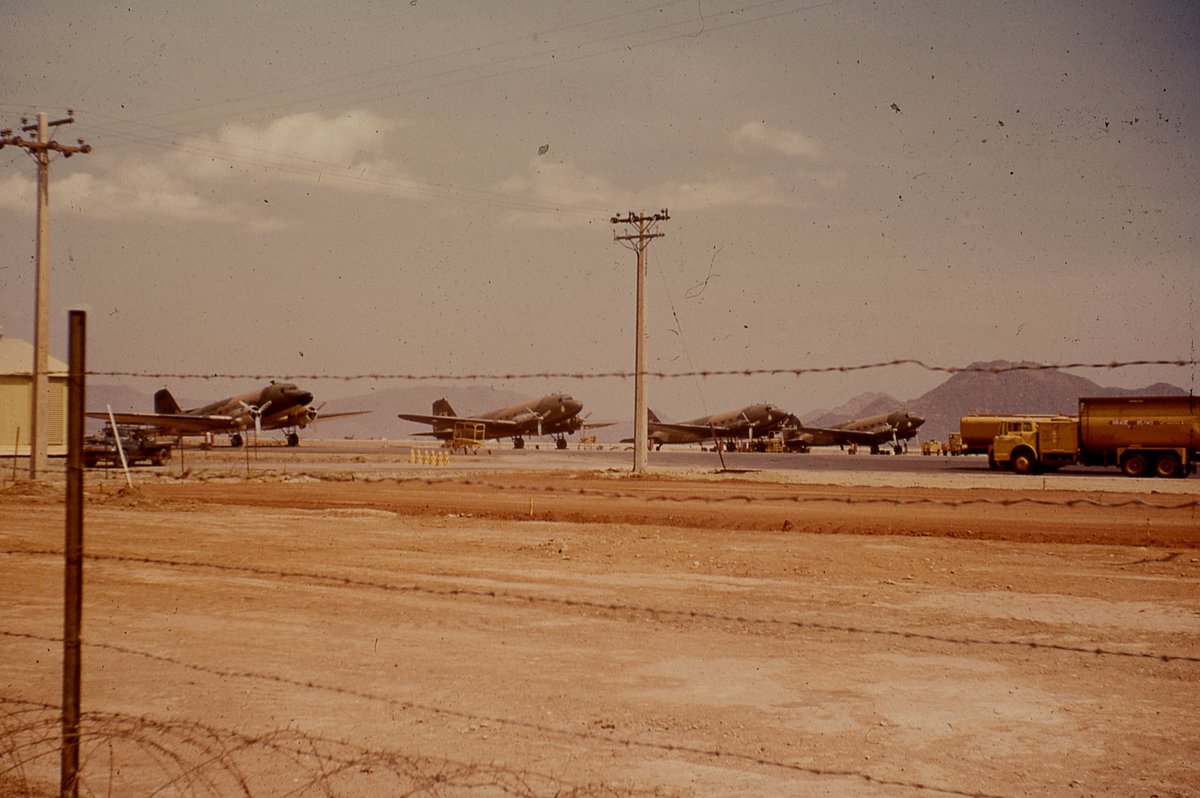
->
[398, 393, 607, 449]
[87, 381, 367, 447]
[783, 409, 925, 454]
[625, 403, 791, 450]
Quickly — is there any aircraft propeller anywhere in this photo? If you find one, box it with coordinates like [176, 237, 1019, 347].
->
[239, 399, 272, 443]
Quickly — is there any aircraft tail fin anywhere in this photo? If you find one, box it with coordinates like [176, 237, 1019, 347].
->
[432, 398, 456, 417]
[647, 408, 661, 423]
[154, 388, 182, 415]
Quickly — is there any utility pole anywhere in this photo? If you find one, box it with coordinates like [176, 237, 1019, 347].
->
[1, 111, 92, 479]
[611, 209, 669, 474]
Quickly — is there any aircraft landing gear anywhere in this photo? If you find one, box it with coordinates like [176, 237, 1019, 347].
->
[555, 436, 568, 450]
[513, 437, 525, 450]
[230, 433, 244, 448]
[286, 432, 300, 447]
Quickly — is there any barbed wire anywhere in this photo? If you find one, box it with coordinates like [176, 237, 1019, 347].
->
[0, 696, 667, 798]
[78, 472, 1200, 511]
[3, 556, 1195, 662]
[14, 356, 1195, 382]
[383, 475, 1200, 511]
[0, 675, 1008, 798]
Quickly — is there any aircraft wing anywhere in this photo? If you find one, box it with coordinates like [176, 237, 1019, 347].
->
[398, 412, 518, 429]
[645, 421, 736, 443]
[793, 423, 890, 446]
[308, 410, 371, 422]
[398, 413, 520, 440]
[581, 420, 616, 430]
[85, 411, 239, 435]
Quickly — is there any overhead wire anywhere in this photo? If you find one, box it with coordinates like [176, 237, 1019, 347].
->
[31, 0, 839, 221]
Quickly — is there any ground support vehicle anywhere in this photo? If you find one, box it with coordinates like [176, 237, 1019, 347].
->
[989, 396, 1198, 478]
[958, 414, 1059, 457]
[84, 424, 174, 468]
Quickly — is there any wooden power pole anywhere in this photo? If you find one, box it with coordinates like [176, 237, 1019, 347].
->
[1, 111, 92, 479]
[611, 209, 669, 474]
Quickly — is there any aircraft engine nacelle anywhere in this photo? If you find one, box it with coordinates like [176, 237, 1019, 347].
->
[286, 407, 313, 428]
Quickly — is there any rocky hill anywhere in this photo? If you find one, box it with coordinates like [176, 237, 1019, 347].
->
[907, 361, 1186, 442]
[802, 392, 903, 427]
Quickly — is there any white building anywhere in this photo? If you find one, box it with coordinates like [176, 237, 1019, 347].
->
[0, 331, 69, 457]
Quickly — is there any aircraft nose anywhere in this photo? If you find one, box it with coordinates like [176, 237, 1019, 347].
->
[910, 414, 925, 427]
[564, 397, 583, 415]
[294, 389, 314, 405]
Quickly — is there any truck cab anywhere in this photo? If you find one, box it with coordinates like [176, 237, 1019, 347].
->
[990, 417, 1078, 474]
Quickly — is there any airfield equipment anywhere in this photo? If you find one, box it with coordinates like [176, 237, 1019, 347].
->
[83, 424, 173, 468]
[957, 414, 1060, 457]
[988, 396, 1199, 478]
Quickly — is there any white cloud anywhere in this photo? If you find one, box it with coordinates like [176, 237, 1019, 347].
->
[733, 121, 824, 161]
[495, 159, 816, 228]
[0, 111, 413, 230]
[213, 110, 411, 191]
[659, 174, 800, 213]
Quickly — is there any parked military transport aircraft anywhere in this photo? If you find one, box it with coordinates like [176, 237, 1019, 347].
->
[625, 403, 791, 449]
[87, 381, 367, 447]
[783, 409, 925, 454]
[398, 394, 608, 449]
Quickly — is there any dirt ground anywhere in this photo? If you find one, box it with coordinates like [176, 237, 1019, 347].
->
[2, 462, 1198, 797]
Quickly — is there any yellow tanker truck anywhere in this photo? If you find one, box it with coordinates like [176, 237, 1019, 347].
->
[958, 414, 1059, 457]
[989, 396, 1199, 478]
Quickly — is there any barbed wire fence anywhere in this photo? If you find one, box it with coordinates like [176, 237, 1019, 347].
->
[22, 356, 1195, 512]
[69, 355, 1200, 382]
[2, 356, 1198, 796]
[2, 515, 1198, 797]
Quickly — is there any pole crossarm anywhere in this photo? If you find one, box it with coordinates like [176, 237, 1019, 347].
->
[611, 209, 669, 245]
[1, 111, 92, 158]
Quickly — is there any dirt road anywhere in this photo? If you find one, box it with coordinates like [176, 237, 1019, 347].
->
[2, 466, 1198, 797]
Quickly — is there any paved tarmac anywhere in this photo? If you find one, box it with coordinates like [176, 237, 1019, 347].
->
[74, 438, 1199, 496]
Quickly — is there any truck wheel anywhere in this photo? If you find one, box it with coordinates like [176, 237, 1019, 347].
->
[1011, 450, 1037, 475]
[1121, 453, 1149, 478]
[1153, 453, 1181, 479]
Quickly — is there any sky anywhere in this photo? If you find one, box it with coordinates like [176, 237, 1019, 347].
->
[1, 0, 1197, 423]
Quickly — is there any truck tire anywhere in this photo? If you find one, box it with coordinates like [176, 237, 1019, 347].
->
[1011, 449, 1037, 475]
[1121, 453, 1149, 478]
[1153, 453, 1181, 479]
